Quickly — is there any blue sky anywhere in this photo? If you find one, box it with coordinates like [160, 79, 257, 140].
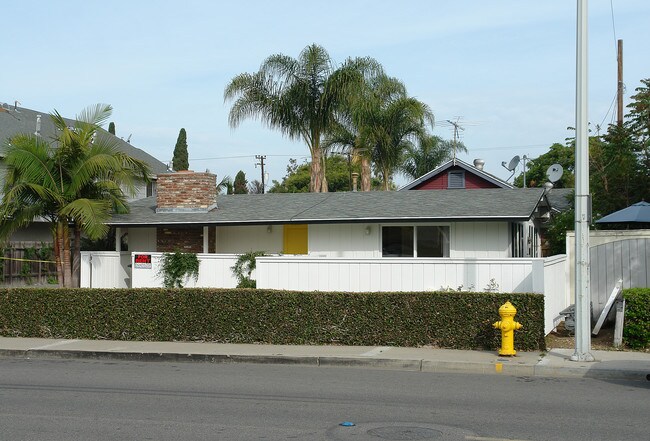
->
[2, 1, 649, 187]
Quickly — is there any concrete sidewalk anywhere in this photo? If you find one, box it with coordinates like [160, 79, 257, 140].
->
[1, 337, 648, 381]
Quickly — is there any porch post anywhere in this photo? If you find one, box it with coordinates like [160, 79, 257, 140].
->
[115, 227, 121, 252]
[203, 226, 209, 253]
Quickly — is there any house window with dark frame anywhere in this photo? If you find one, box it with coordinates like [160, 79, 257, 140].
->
[447, 171, 465, 188]
[382, 225, 450, 257]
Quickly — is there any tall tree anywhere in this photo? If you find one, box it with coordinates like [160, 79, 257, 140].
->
[108, 121, 116, 135]
[513, 142, 575, 188]
[233, 170, 248, 194]
[325, 74, 433, 191]
[225, 44, 380, 192]
[172, 128, 189, 171]
[269, 156, 362, 193]
[400, 134, 465, 181]
[0, 104, 151, 287]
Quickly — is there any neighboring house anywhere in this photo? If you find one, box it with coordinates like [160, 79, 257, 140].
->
[399, 158, 513, 191]
[400, 157, 573, 257]
[0, 101, 169, 244]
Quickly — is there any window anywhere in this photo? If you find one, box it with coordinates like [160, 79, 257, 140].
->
[382, 225, 450, 257]
[447, 171, 465, 188]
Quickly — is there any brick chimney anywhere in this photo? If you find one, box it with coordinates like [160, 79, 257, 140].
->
[156, 171, 217, 213]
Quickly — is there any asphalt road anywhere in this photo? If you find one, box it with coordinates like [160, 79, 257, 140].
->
[0, 357, 648, 441]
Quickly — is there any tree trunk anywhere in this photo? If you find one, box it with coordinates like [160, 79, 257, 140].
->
[53, 223, 64, 288]
[320, 151, 328, 193]
[62, 221, 72, 288]
[382, 167, 390, 191]
[72, 224, 81, 288]
[361, 156, 372, 191]
[310, 148, 323, 192]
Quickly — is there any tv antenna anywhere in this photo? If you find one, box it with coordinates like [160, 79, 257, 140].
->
[445, 118, 464, 162]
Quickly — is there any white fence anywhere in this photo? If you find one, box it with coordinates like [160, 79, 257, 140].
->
[80, 252, 568, 334]
[257, 255, 568, 334]
[130, 253, 240, 288]
[80, 251, 131, 288]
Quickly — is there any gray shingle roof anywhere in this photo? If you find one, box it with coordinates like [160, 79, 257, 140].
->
[108, 188, 547, 226]
[0, 102, 169, 175]
[545, 187, 573, 212]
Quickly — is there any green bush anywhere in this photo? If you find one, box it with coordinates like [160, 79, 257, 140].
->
[0, 288, 545, 350]
[623, 288, 650, 349]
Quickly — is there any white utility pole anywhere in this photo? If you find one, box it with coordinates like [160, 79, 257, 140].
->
[572, 0, 594, 362]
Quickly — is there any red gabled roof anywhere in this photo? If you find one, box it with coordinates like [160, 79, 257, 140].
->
[399, 158, 513, 191]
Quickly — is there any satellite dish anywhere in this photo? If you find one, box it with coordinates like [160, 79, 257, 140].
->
[507, 155, 520, 171]
[546, 164, 564, 183]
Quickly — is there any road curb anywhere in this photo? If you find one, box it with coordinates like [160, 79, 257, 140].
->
[1, 348, 647, 381]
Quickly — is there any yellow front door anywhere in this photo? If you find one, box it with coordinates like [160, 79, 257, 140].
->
[283, 224, 308, 254]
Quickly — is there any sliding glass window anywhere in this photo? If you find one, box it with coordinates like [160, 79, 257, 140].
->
[382, 225, 449, 257]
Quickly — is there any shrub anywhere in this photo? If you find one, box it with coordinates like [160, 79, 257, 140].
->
[158, 252, 200, 288]
[623, 288, 650, 349]
[0, 288, 545, 350]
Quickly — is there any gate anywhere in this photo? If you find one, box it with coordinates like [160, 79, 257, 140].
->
[590, 238, 650, 320]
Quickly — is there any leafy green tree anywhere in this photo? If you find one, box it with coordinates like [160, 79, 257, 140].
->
[400, 134, 465, 181]
[233, 170, 248, 194]
[108, 121, 116, 135]
[269, 156, 361, 193]
[172, 128, 189, 171]
[626, 78, 650, 153]
[0, 104, 151, 287]
[514, 143, 575, 188]
[224, 44, 380, 192]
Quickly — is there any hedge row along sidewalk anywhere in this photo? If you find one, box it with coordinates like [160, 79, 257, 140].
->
[623, 288, 650, 350]
[0, 288, 546, 351]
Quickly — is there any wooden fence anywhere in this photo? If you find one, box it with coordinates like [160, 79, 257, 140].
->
[0, 242, 57, 286]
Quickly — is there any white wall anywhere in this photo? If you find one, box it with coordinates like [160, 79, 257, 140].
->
[125, 221, 513, 259]
[131, 252, 239, 288]
[216, 225, 283, 254]
[451, 222, 510, 258]
[308, 223, 379, 257]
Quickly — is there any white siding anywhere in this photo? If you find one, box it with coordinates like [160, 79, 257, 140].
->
[216, 225, 283, 254]
[308, 223, 379, 257]
[451, 222, 509, 258]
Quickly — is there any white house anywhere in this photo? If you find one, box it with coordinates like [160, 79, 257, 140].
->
[82, 170, 569, 334]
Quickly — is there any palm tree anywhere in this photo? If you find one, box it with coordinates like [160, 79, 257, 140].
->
[0, 104, 151, 287]
[361, 78, 434, 190]
[224, 44, 380, 192]
[400, 134, 467, 181]
[325, 74, 433, 190]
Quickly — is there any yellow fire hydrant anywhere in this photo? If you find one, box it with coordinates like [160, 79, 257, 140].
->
[493, 301, 522, 356]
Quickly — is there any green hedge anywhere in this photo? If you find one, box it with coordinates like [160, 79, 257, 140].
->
[0, 288, 546, 350]
[623, 288, 650, 349]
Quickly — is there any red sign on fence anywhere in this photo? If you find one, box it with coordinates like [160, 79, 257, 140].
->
[134, 254, 152, 269]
